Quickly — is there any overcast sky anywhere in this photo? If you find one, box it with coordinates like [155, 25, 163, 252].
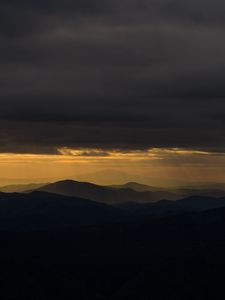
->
[0, 0, 225, 154]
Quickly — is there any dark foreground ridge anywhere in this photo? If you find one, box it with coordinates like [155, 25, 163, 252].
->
[1, 189, 225, 299]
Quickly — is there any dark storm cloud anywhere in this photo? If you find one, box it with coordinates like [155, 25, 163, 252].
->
[0, 0, 225, 154]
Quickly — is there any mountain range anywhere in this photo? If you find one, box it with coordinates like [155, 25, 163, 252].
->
[1, 185, 225, 231]
[109, 182, 163, 192]
[1, 179, 225, 299]
[0, 191, 123, 231]
[1, 192, 225, 299]
[2, 179, 225, 201]
[35, 180, 178, 204]
[0, 183, 46, 193]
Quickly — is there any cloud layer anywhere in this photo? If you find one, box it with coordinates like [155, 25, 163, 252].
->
[1, 0, 225, 153]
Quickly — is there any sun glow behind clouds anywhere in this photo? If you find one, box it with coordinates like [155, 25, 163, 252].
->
[0, 147, 224, 186]
[57, 147, 211, 159]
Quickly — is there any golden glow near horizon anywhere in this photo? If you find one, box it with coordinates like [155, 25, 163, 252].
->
[0, 147, 224, 186]
[58, 147, 211, 159]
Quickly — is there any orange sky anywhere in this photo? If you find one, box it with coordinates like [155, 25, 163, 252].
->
[0, 147, 225, 187]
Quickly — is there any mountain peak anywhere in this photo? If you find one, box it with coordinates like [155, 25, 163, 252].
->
[109, 182, 161, 192]
[35, 179, 177, 204]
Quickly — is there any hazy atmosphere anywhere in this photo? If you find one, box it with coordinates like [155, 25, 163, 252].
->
[1, 149, 225, 186]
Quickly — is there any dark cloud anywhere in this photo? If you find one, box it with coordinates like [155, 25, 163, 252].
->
[0, 0, 225, 154]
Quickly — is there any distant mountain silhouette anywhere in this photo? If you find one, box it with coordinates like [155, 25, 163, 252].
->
[0, 183, 46, 193]
[118, 195, 225, 217]
[35, 180, 177, 204]
[183, 182, 225, 191]
[173, 188, 225, 198]
[109, 182, 162, 192]
[6, 179, 225, 200]
[74, 169, 144, 185]
[112, 182, 225, 198]
[0, 191, 123, 230]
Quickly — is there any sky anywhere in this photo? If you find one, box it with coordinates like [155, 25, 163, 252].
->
[0, 0, 225, 186]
